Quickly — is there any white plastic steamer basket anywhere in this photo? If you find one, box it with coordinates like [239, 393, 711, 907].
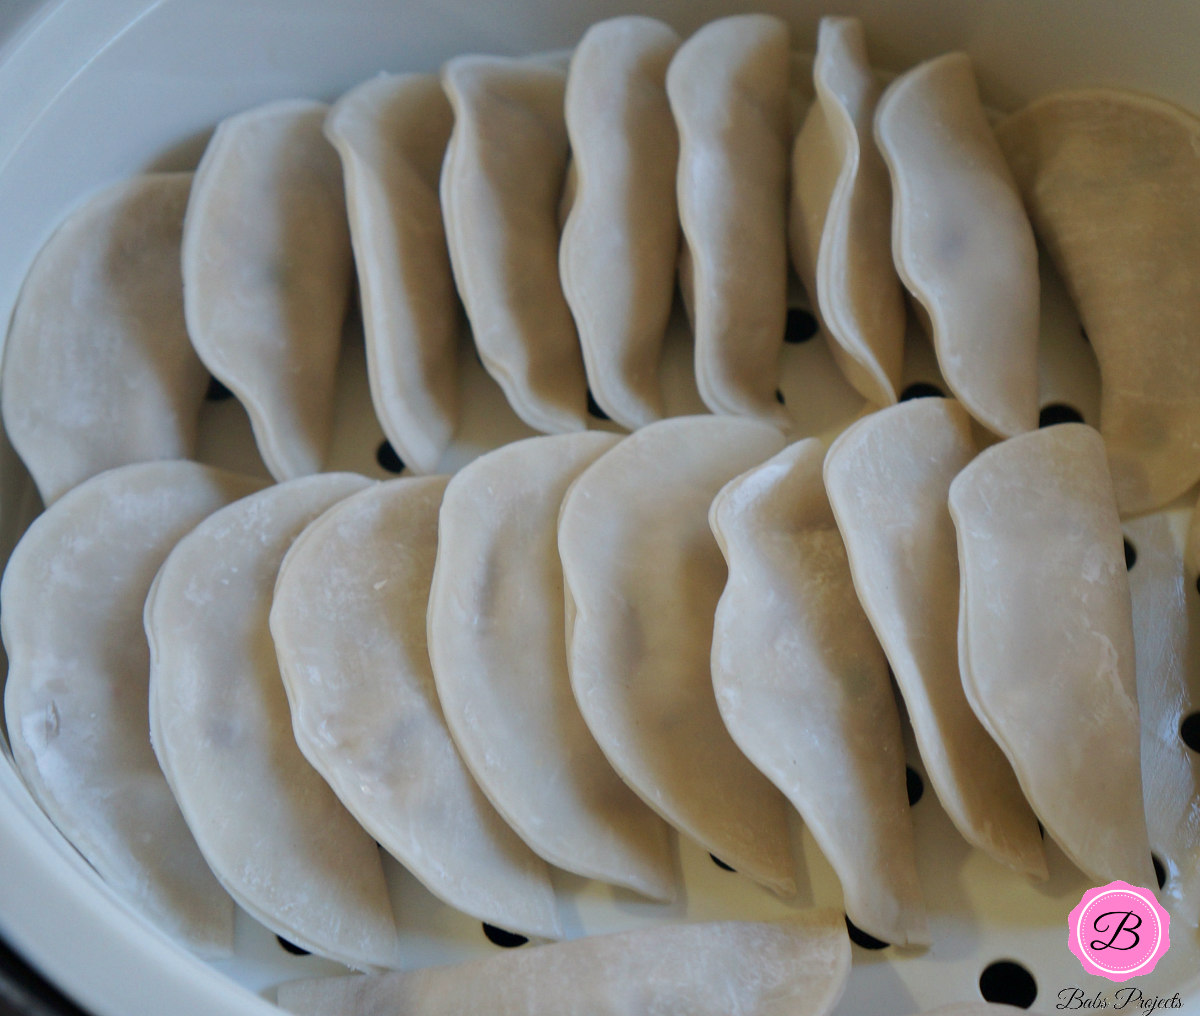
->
[1, 1, 1199, 1014]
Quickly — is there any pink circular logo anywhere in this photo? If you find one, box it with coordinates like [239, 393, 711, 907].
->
[1067, 880, 1171, 981]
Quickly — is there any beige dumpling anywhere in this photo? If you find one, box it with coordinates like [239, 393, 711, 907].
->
[559, 17, 680, 430]
[145, 473, 401, 971]
[558, 416, 795, 894]
[710, 438, 928, 947]
[667, 15, 792, 426]
[428, 433, 675, 901]
[823, 399, 1046, 879]
[790, 18, 904, 408]
[277, 912, 850, 1016]
[997, 90, 1200, 514]
[325, 74, 459, 474]
[270, 478, 562, 940]
[948, 424, 1154, 887]
[1, 173, 208, 506]
[875, 54, 1039, 437]
[1, 461, 265, 956]
[440, 56, 587, 434]
[183, 99, 352, 480]
[1133, 514, 1199, 925]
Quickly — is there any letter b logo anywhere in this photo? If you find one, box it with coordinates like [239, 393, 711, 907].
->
[1068, 882, 1170, 981]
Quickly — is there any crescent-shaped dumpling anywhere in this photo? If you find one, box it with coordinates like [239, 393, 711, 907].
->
[428, 433, 675, 901]
[325, 73, 459, 474]
[790, 17, 904, 407]
[2, 461, 264, 955]
[145, 472, 401, 971]
[1, 173, 208, 505]
[277, 912, 851, 1016]
[270, 477, 562, 940]
[440, 55, 588, 434]
[710, 438, 928, 947]
[996, 89, 1200, 514]
[875, 54, 1039, 437]
[558, 415, 795, 895]
[823, 399, 1046, 879]
[559, 17, 680, 430]
[948, 424, 1154, 887]
[183, 99, 353, 480]
[667, 15, 793, 426]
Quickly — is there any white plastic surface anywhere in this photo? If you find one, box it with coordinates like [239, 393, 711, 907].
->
[1, 2, 1199, 1015]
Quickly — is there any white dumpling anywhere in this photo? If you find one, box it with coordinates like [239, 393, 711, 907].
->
[997, 90, 1200, 515]
[948, 424, 1155, 887]
[667, 15, 792, 425]
[428, 433, 675, 901]
[559, 17, 680, 430]
[1133, 514, 1200, 925]
[325, 73, 459, 474]
[823, 399, 1046, 879]
[558, 415, 795, 895]
[145, 472, 401, 971]
[183, 99, 352, 480]
[710, 438, 928, 947]
[875, 54, 1039, 437]
[2, 461, 264, 955]
[277, 912, 851, 1016]
[790, 18, 904, 407]
[440, 55, 588, 434]
[270, 477, 562, 940]
[1, 173, 208, 505]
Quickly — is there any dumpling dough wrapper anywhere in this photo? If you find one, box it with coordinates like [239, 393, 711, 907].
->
[325, 73, 459, 474]
[558, 415, 795, 895]
[559, 17, 680, 430]
[710, 437, 928, 947]
[183, 99, 352, 480]
[875, 53, 1039, 438]
[440, 55, 588, 434]
[146, 472, 401, 971]
[948, 424, 1155, 887]
[429, 433, 675, 900]
[667, 15, 792, 426]
[2, 173, 208, 505]
[2, 460, 264, 955]
[277, 912, 850, 1016]
[790, 17, 905, 407]
[270, 477, 562, 940]
[997, 89, 1200, 514]
[824, 399, 1046, 879]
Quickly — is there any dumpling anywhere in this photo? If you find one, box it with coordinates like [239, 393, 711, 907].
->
[2, 461, 264, 955]
[277, 912, 851, 1016]
[183, 99, 352, 480]
[145, 472, 401, 971]
[428, 433, 675, 901]
[996, 90, 1200, 514]
[558, 415, 795, 895]
[1, 173, 208, 505]
[667, 15, 792, 425]
[823, 399, 1046, 879]
[875, 54, 1039, 437]
[325, 73, 459, 474]
[1132, 514, 1200, 925]
[948, 424, 1154, 887]
[790, 17, 905, 407]
[710, 438, 928, 947]
[270, 477, 562, 940]
[440, 55, 588, 434]
[559, 17, 681, 430]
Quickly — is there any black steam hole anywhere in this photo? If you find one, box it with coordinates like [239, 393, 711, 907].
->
[710, 854, 736, 872]
[899, 382, 944, 401]
[1038, 403, 1084, 428]
[1152, 854, 1167, 890]
[785, 307, 819, 344]
[204, 375, 233, 402]
[376, 439, 405, 474]
[1180, 712, 1200, 754]
[978, 959, 1037, 1009]
[1124, 539, 1137, 571]
[482, 923, 528, 948]
[844, 915, 888, 950]
[276, 935, 310, 956]
[586, 388, 610, 421]
[905, 766, 924, 807]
